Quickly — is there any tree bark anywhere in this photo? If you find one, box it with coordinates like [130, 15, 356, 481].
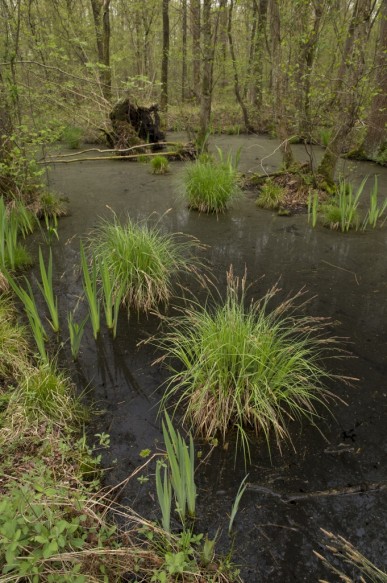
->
[250, 0, 269, 109]
[90, 0, 112, 101]
[270, 0, 294, 168]
[361, 0, 387, 159]
[182, 0, 188, 101]
[160, 0, 170, 111]
[227, 0, 255, 132]
[198, 0, 212, 150]
[191, 0, 201, 99]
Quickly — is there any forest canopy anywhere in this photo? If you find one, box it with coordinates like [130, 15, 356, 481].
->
[0, 0, 386, 186]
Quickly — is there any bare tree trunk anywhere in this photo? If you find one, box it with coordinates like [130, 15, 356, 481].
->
[270, 0, 294, 168]
[160, 0, 170, 111]
[318, 0, 372, 184]
[191, 0, 201, 99]
[361, 0, 387, 158]
[182, 0, 188, 101]
[198, 0, 212, 150]
[250, 0, 269, 109]
[90, 0, 112, 101]
[228, 0, 255, 132]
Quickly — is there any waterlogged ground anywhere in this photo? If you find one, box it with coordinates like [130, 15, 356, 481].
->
[34, 134, 387, 581]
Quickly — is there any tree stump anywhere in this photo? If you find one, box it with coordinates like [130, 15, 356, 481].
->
[108, 99, 165, 151]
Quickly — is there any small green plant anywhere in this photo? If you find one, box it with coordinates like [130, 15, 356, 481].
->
[228, 475, 248, 534]
[319, 127, 332, 147]
[362, 176, 387, 229]
[157, 270, 343, 461]
[321, 177, 367, 232]
[38, 247, 59, 333]
[6, 272, 48, 362]
[98, 257, 124, 338]
[42, 211, 59, 243]
[184, 149, 241, 213]
[160, 413, 196, 525]
[156, 460, 173, 533]
[307, 190, 320, 227]
[80, 242, 100, 339]
[89, 216, 200, 313]
[256, 179, 286, 210]
[38, 191, 68, 218]
[151, 155, 170, 174]
[62, 125, 83, 149]
[68, 311, 89, 360]
[0, 199, 33, 270]
[137, 154, 150, 164]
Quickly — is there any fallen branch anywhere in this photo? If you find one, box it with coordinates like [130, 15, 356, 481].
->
[39, 150, 181, 164]
[45, 141, 184, 159]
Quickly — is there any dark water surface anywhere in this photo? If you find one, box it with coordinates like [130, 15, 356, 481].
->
[40, 134, 386, 581]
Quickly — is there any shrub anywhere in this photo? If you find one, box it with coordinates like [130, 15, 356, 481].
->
[256, 179, 286, 210]
[183, 149, 241, 213]
[151, 155, 170, 174]
[89, 216, 200, 313]
[157, 270, 342, 459]
[61, 125, 83, 149]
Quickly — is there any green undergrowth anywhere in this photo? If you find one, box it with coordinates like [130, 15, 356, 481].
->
[0, 294, 240, 582]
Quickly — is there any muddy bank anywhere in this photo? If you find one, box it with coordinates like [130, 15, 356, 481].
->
[37, 134, 387, 581]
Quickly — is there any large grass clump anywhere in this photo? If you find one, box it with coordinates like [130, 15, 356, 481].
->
[184, 149, 241, 213]
[256, 178, 287, 210]
[89, 216, 201, 313]
[157, 270, 343, 457]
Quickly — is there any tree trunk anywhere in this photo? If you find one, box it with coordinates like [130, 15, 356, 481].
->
[361, 0, 387, 159]
[318, 0, 372, 184]
[250, 0, 269, 109]
[160, 0, 170, 111]
[198, 0, 212, 150]
[182, 0, 188, 101]
[228, 0, 255, 132]
[90, 0, 112, 101]
[270, 0, 294, 168]
[191, 0, 201, 99]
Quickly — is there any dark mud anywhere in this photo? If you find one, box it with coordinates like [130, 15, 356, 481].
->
[35, 134, 387, 581]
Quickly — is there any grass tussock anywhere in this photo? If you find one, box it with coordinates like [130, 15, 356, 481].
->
[256, 178, 286, 210]
[89, 215, 202, 313]
[156, 269, 345, 458]
[0, 295, 30, 381]
[184, 149, 241, 213]
[316, 529, 387, 582]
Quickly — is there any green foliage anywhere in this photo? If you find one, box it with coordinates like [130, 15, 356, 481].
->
[67, 311, 89, 360]
[61, 125, 83, 149]
[38, 191, 68, 218]
[5, 272, 48, 363]
[80, 242, 100, 339]
[184, 149, 241, 213]
[160, 413, 196, 525]
[0, 198, 34, 271]
[307, 190, 320, 227]
[362, 177, 387, 229]
[229, 475, 248, 534]
[98, 257, 124, 338]
[38, 247, 59, 333]
[151, 155, 170, 174]
[319, 128, 332, 147]
[256, 179, 286, 210]
[15, 363, 85, 427]
[321, 177, 367, 232]
[156, 460, 172, 533]
[0, 296, 29, 381]
[157, 270, 341, 461]
[89, 216, 199, 313]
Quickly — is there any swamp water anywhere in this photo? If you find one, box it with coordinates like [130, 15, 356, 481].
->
[31, 134, 387, 581]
